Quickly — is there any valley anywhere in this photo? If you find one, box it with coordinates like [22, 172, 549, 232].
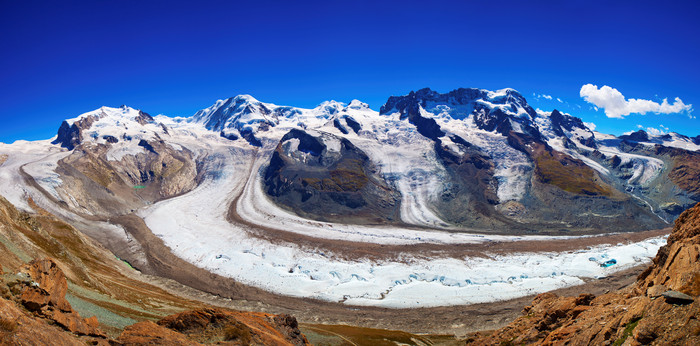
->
[1, 87, 699, 342]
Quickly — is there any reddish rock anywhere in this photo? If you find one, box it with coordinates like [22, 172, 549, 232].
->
[119, 321, 200, 346]
[646, 284, 668, 298]
[85, 315, 100, 329]
[0, 297, 83, 346]
[14, 258, 106, 338]
[20, 286, 52, 312]
[50, 310, 105, 337]
[155, 308, 309, 345]
[19, 258, 71, 312]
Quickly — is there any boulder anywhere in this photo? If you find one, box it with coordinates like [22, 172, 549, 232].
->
[646, 284, 667, 298]
[16, 259, 105, 338]
[19, 258, 71, 312]
[661, 290, 695, 304]
[119, 321, 199, 346]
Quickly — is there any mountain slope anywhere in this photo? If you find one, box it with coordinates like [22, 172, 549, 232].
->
[0, 196, 309, 345]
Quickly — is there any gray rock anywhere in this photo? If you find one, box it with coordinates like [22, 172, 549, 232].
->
[662, 290, 694, 304]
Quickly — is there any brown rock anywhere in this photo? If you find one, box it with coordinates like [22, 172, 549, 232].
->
[12, 258, 107, 339]
[0, 297, 83, 345]
[19, 258, 72, 312]
[85, 315, 100, 329]
[632, 322, 658, 344]
[156, 308, 309, 346]
[20, 286, 51, 312]
[119, 321, 200, 346]
[50, 310, 106, 337]
[646, 284, 667, 298]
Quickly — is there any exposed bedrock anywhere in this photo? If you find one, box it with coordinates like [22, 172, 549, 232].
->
[263, 129, 400, 223]
[53, 139, 198, 216]
[503, 131, 667, 232]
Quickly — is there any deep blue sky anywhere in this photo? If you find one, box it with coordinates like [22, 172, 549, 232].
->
[2, 0, 699, 142]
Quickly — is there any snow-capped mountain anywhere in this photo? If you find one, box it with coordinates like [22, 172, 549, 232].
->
[2, 86, 696, 309]
[38, 87, 700, 230]
[191, 95, 353, 146]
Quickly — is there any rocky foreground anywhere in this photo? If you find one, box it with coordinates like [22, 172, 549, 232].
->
[0, 258, 308, 345]
[465, 203, 700, 345]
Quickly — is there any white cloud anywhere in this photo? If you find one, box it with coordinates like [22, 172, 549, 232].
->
[637, 124, 644, 129]
[556, 97, 563, 103]
[583, 122, 597, 131]
[646, 127, 667, 136]
[534, 93, 553, 100]
[579, 84, 693, 119]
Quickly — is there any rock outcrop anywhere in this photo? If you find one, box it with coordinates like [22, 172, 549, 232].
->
[13, 259, 106, 337]
[465, 203, 700, 345]
[264, 129, 400, 223]
[126, 308, 309, 345]
[0, 259, 106, 344]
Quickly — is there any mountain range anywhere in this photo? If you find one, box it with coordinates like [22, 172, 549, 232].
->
[1, 86, 699, 342]
[45, 87, 700, 234]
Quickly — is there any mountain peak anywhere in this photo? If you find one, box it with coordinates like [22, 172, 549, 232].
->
[348, 99, 369, 110]
[379, 87, 537, 136]
[315, 100, 345, 115]
[230, 94, 260, 104]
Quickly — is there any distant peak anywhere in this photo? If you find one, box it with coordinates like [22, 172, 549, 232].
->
[315, 100, 346, 115]
[230, 94, 260, 104]
[317, 100, 345, 108]
[348, 99, 369, 110]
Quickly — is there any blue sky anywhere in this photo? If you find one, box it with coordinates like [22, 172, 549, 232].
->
[1, 0, 699, 142]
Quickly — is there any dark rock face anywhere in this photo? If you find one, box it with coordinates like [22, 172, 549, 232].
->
[344, 116, 362, 133]
[431, 138, 504, 228]
[135, 110, 154, 125]
[620, 130, 650, 142]
[102, 135, 118, 143]
[264, 129, 399, 223]
[380, 88, 446, 140]
[333, 118, 349, 134]
[219, 131, 239, 141]
[53, 121, 81, 150]
[240, 128, 263, 147]
[53, 115, 99, 150]
[549, 109, 597, 148]
[137, 139, 157, 154]
[380, 87, 540, 137]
